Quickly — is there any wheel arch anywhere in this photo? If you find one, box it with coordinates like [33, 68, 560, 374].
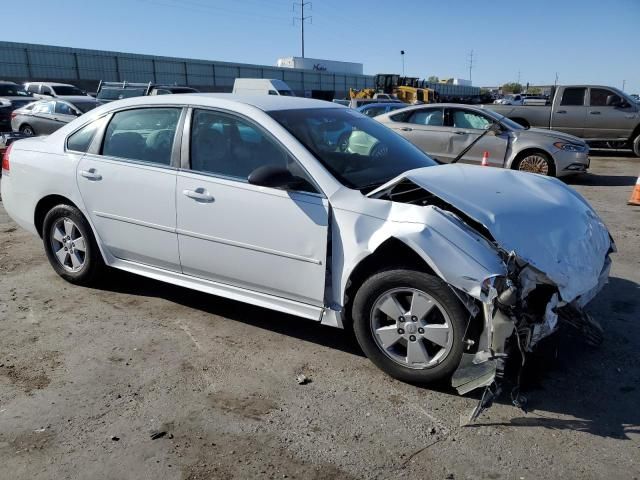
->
[343, 237, 440, 322]
[628, 122, 640, 143]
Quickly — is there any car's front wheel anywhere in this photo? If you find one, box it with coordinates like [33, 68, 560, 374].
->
[513, 151, 556, 176]
[352, 269, 467, 384]
[42, 204, 104, 285]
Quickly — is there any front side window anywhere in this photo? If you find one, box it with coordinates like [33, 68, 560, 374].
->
[408, 108, 444, 126]
[41, 86, 52, 95]
[449, 108, 492, 130]
[52, 85, 84, 96]
[190, 109, 315, 192]
[102, 108, 180, 165]
[269, 108, 437, 191]
[67, 120, 100, 152]
[561, 88, 586, 106]
[590, 88, 620, 107]
[54, 102, 76, 115]
[362, 106, 386, 117]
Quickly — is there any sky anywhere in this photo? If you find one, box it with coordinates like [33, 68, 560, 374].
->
[2, 0, 639, 93]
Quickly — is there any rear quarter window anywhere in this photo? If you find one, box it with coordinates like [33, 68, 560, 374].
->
[67, 121, 100, 153]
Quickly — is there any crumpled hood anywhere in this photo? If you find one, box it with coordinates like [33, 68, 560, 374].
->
[385, 164, 612, 301]
[518, 128, 586, 145]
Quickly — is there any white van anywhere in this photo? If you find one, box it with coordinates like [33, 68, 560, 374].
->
[232, 78, 295, 96]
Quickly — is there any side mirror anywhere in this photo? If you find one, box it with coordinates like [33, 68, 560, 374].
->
[248, 165, 298, 189]
[486, 123, 503, 135]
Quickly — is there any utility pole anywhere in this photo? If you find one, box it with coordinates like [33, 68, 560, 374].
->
[293, 1, 312, 58]
[401, 50, 405, 76]
[554, 72, 559, 87]
[517, 70, 521, 85]
[467, 50, 474, 82]
[622, 79, 626, 92]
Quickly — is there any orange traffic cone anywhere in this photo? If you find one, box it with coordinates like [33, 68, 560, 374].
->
[481, 151, 489, 166]
[629, 173, 640, 206]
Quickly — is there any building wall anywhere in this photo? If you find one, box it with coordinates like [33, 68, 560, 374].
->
[0, 41, 375, 98]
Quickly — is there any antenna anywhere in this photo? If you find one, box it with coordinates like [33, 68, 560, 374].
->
[293, 1, 312, 58]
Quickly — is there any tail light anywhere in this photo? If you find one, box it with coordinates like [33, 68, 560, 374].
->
[2, 143, 12, 172]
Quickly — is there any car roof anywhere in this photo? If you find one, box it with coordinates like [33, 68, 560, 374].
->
[99, 93, 337, 112]
[24, 82, 76, 87]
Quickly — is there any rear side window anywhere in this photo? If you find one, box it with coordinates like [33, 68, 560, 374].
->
[101, 108, 181, 165]
[67, 121, 100, 153]
[560, 88, 586, 106]
[33, 102, 53, 114]
[408, 108, 444, 126]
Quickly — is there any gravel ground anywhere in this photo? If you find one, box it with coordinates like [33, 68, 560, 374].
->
[1, 154, 639, 480]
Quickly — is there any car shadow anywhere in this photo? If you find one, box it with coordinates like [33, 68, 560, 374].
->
[94, 270, 639, 440]
[95, 268, 364, 357]
[563, 172, 637, 187]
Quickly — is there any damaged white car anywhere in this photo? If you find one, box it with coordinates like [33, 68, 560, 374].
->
[1, 95, 614, 400]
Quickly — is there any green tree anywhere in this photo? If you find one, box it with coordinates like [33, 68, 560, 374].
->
[427, 75, 439, 83]
[527, 86, 542, 94]
[502, 82, 523, 94]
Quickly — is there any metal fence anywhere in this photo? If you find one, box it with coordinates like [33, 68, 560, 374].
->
[0, 41, 375, 97]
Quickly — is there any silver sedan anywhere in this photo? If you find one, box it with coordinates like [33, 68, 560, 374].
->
[11, 98, 98, 136]
[375, 103, 590, 176]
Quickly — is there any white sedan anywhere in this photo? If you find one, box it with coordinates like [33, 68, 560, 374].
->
[1, 94, 613, 396]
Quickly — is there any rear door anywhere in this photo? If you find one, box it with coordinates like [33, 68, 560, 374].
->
[28, 101, 57, 134]
[76, 106, 184, 271]
[385, 107, 450, 161]
[550, 87, 586, 137]
[440, 107, 509, 166]
[586, 87, 639, 139]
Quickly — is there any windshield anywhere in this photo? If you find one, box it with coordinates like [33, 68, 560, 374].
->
[0, 84, 32, 97]
[72, 101, 98, 113]
[481, 107, 525, 130]
[97, 88, 147, 100]
[53, 85, 85, 96]
[269, 108, 437, 191]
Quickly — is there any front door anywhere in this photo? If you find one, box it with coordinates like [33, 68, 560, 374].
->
[176, 108, 328, 306]
[439, 107, 509, 166]
[76, 106, 183, 271]
[586, 87, 639, 139]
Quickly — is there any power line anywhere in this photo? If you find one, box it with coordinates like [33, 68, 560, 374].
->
[293, 1, 312, 58]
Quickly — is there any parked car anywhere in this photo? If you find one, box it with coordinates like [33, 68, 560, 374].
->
[232, 78, 295, 96]
[96, 81, 199, 104]
[356, 102, 407, 117]
[489, 85, 640, 156]
[24, 82, 91, 100]
[493, 94, 523, 105]
[0, 81, 35, 132]
[332, 99, 350, 106]
[348, 98, 403, 109]
[0, 94, 613, 396]
[11, 98, 99, 136]
[375, 103, 589, 176]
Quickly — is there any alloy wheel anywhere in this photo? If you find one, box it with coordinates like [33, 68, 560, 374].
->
[49, 217, 87, 272]
[518, 155, 550, 175]
[370, 288, 454, 369]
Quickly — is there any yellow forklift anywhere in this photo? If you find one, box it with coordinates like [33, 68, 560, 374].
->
[348, 74, 435, 104]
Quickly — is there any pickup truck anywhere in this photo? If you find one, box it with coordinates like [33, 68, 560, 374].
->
[96, 81, 199, 104]
[488, 85, 640, 156]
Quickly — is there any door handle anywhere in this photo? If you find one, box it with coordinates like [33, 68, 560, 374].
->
[556, 110, 567, 114]
[589, 111, 601, 115]
[401, 127, 413, 131]
[453, 131, 466, 135]
[183, 189, 214, 202]
[79, 169, 102, 181]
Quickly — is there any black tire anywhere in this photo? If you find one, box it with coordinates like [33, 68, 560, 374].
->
[42, 204, 104, 285]
[513, 150, 556, 176]
[352, 269, 467, 385]
[20, 124, 35, 136]
[632, 134, 640, 157]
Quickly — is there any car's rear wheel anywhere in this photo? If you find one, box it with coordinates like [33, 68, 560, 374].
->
[513, 151, 556, 176]
[20, 124, 35, 136]
[352, 269, 467, 384]
[42, 204, 104, 285]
